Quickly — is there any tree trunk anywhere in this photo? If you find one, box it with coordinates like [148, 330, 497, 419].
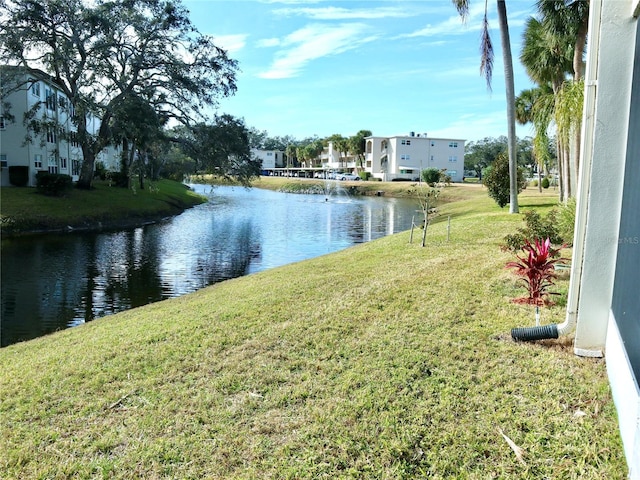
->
[556, 138, 564, 201]
[76, 115, 95, 190]
[138, 150, 145, 190]
[497, 0, 519, 213]
[573, 12, 589, 83]
[561, 142, 571, 202]
[77, 146, 96, 190]
[571, 130, 580, 197]
[568, 6, 589, 201]
[128, 144, 136, 190]
[538, 165, 542, 193]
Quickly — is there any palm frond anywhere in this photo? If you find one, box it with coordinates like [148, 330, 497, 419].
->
[554, 79, 584, 144]
[479, 8, 494, 91]
[452, 0, 470, 22]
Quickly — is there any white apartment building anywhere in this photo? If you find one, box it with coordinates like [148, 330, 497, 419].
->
[320, 141, 357, 171]
[251, 148, 285, 171]
[0, 67, 120, 187]
[365, 133, 465, 182]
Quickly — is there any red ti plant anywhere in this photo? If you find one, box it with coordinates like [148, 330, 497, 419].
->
[506, 237, 564, 306]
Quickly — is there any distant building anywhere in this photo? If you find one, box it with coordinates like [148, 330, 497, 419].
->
[252, 148, 285, 173]
[0, 66, 120, 187]
[364, 133, 465, 182]
[319, 141, 356, 171]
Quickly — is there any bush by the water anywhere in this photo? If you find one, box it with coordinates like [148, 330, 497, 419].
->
[422, 168, 441, 186]
[36, 172, 73, 196]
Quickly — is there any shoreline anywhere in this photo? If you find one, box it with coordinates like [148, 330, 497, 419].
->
[0, 179, 206, 239]
[1, 177, 482, 238]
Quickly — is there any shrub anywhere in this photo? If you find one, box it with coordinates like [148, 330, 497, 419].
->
[8, 166, 29, 187]
[359, 171, 371, 181]
[94, 161, 108, 180]
[36, 171, 73, 196]
[421, 168, 441, 186]
[532, 179, 538, 187]
[483, 152, 527, 208]
[502, 209, 562, 252]
[541, 177, 550, 189]
[107, 170, 129, 188]
[506, 238, 564, 306]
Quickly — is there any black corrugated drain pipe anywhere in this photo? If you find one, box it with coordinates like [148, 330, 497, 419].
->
[511, 324, 559, 342]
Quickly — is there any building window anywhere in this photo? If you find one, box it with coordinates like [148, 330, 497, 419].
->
[31, 80, 40, 97]
[60, 157, 67, 169]
[45, 88, 57, 111]
[447, 170, 457, 177]
[449, 141, 458, 148]
[0, 154, 7, 168]
[48, 157, 58, 174]
[34, 154, 43, 169]
[72, 159, 81, 176]
[46, 129, 57, 143]
[267, 152, 273, 156]
[0, 116, 5, 129]
[449, 156, 458, 162]
[400, 154, 411, 161]
[69, 132, 80, 148]
[430, 141, 435, 147]
[430, 155, 434, 161]
[400, 169, 414, 174]
[401, 139, 411, 145]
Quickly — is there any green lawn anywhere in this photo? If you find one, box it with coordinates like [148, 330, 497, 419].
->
[1, 179, 206, 236]
[0, 186, 626, 479]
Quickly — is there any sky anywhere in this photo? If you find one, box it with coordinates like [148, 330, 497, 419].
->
[182, 0, 539, 143]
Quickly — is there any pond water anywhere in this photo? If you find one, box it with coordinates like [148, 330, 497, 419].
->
[1, 184, 421, 347]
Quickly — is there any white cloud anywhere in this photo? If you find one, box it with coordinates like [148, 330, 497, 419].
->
[258, 23, 376, 79]
[430, 111, 530, 142]
[257, 38, 281, 48]
[259, 0, 322, 4]
[273, 6, 414, 20]
[213, 34, 248, 54]
[400, 2, 492, 39]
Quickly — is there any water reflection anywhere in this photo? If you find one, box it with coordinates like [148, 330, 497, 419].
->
[1, 184, 419, 347]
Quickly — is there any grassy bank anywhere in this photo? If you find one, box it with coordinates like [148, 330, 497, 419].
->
[0, 179, 206, 236]
[0, 187, 625, 479]
[199, 174, 468, 198]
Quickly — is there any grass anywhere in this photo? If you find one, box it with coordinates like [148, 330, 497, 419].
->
[0, 179, 206, 236]
[0, 186, 626, 479]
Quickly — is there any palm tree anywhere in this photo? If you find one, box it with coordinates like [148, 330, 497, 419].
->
[519, 15, 573, 200]
[537, 0, 589, 82]
[453, 0, 519, 213]
[554, 78, 584, 197]
[537, 0, 589, 198]
[515, 88, 545, 192]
